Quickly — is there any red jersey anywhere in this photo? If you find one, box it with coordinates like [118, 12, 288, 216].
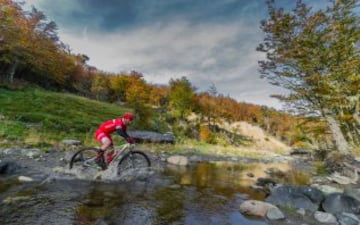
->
[98, 118, 127, 134]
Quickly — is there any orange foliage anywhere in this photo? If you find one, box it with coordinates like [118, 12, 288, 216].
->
[199, 125, 214, 143]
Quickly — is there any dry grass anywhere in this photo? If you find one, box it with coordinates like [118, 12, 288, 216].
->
[140, 139, 289, 160]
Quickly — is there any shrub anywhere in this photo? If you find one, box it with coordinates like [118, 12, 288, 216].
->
[199, 125, 216, 144]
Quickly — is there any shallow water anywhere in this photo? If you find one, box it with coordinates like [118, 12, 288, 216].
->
[165, 161, 304, 200]
[0, 160, 309, 225]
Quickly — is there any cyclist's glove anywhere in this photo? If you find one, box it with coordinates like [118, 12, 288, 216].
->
[126, 137, 135, 144]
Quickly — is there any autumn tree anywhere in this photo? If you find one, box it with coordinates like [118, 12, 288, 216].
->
[205, 83, 219, 126]
[109, 74, 130, 102]
[64, 54, 92, 94]
[91, 74, 110, 101]
[197, 92, 216, 127]
[0, 0, 32, 82]
[0, 0, 74, 88]
[125, 73, 153, 128]
[168, 76, 196, 120]
[148, 84, 169, 108]
[257, 0, 360, 154]
[24, 6, 76, 88]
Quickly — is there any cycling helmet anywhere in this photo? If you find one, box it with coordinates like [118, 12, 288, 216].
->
[123, 112, 135, 121]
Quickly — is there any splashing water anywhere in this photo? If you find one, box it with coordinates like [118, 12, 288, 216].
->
[57, 160, 155, 183]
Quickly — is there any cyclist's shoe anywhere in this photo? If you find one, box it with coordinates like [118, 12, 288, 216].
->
[106, 154, 114, 165]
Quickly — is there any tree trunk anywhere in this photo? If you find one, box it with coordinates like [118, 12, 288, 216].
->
[324, 114, 350, 155]
[207, 114, 211, 127]
[9, 59, 18, 83]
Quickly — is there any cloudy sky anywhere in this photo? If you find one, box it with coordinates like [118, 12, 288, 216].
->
[24, 0, 328, 109]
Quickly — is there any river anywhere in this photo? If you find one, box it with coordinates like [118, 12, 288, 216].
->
[0, 151, 309, 225]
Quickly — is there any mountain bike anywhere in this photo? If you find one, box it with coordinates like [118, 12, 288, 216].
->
[69, 143, 151, 175]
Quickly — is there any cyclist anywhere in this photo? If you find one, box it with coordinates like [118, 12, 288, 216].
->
[93, 112, 136, 168]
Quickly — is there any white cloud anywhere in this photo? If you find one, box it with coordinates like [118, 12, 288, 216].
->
[200, 58, 217, 69]
[23, 0, 286, 109]
[61, 20, 237, 71]
[58, 18, 284, 109]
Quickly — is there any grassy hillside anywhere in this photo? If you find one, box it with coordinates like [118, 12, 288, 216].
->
[0, 86, 291, 158]
[0, 87, 133, 148]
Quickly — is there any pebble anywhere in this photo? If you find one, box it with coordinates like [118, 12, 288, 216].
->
[18, 176, 33, 182]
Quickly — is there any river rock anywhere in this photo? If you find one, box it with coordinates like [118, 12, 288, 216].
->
[167, 155, 189, 166]
[2, 148, 18, 155]
[314, 211, 338, 224]
[322, 193, 360, 215]
[328, 172, 358, 185]
[61, 139, 82, 151]
[297, 186, 324, 205]
[247, 172, 254, 178]
[25, 148, 41, 158]
[256, 177, 276, 187]
[128, 131, 175, 144]
[18, 176, 33, 182]
[266, 207, 285, 220]
[311, 184, 343, 194]
[189, 155, 202, 162]
[239, 200, 280, 218]
[344, 187, 360, 202]
[336, 212, 360, 225]
[0, 161, 19, 174]
[266, 185, 321, 212]
[62, 139, 82, 146]
[296, 208, 306, 216]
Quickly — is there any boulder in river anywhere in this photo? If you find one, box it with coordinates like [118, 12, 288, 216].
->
[265, 185, 323, 212]
[128, 131, 175, 144]
[322, 193, 360, 215]
[0, 161, 19, 175]
[239, 200, 284, 219]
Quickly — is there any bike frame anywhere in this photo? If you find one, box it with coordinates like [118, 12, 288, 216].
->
[108, 143, 134, 165]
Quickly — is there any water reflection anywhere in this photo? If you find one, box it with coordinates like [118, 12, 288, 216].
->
[72, 177, 270, 225]
[153, 188, 185, 224]
[73, 182, 155, 225]
[164, 161, 309, 200]
[230, 212, 268, 225]
[0, 161, 310, 225]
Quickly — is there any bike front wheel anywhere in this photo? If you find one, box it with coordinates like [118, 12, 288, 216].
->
[69, 147, 106, 170]
[117, 151, 151, 174]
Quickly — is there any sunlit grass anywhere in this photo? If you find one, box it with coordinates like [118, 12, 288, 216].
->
[0, 87, 132, 148]
[351, 145, 360, 157]
[285, 169, 311, 185]
[138, 138, 287, 159]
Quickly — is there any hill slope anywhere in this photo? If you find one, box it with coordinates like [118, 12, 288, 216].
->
[0, 87, 290, 157]
[223, 121, 290, 153]
[0, 87, 132, 147]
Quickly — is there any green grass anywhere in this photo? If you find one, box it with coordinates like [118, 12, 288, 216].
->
[314, 161, 328, 175]
[0, 86, 289, 159]
[0, 87, 132, 147]
[137, 139, 287, 159]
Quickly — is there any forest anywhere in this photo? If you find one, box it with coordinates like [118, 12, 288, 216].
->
[0, 0, 359, 154]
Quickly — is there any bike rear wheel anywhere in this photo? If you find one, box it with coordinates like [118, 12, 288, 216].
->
[69, 147, 106, 170]
[117, 151, 151, 174]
